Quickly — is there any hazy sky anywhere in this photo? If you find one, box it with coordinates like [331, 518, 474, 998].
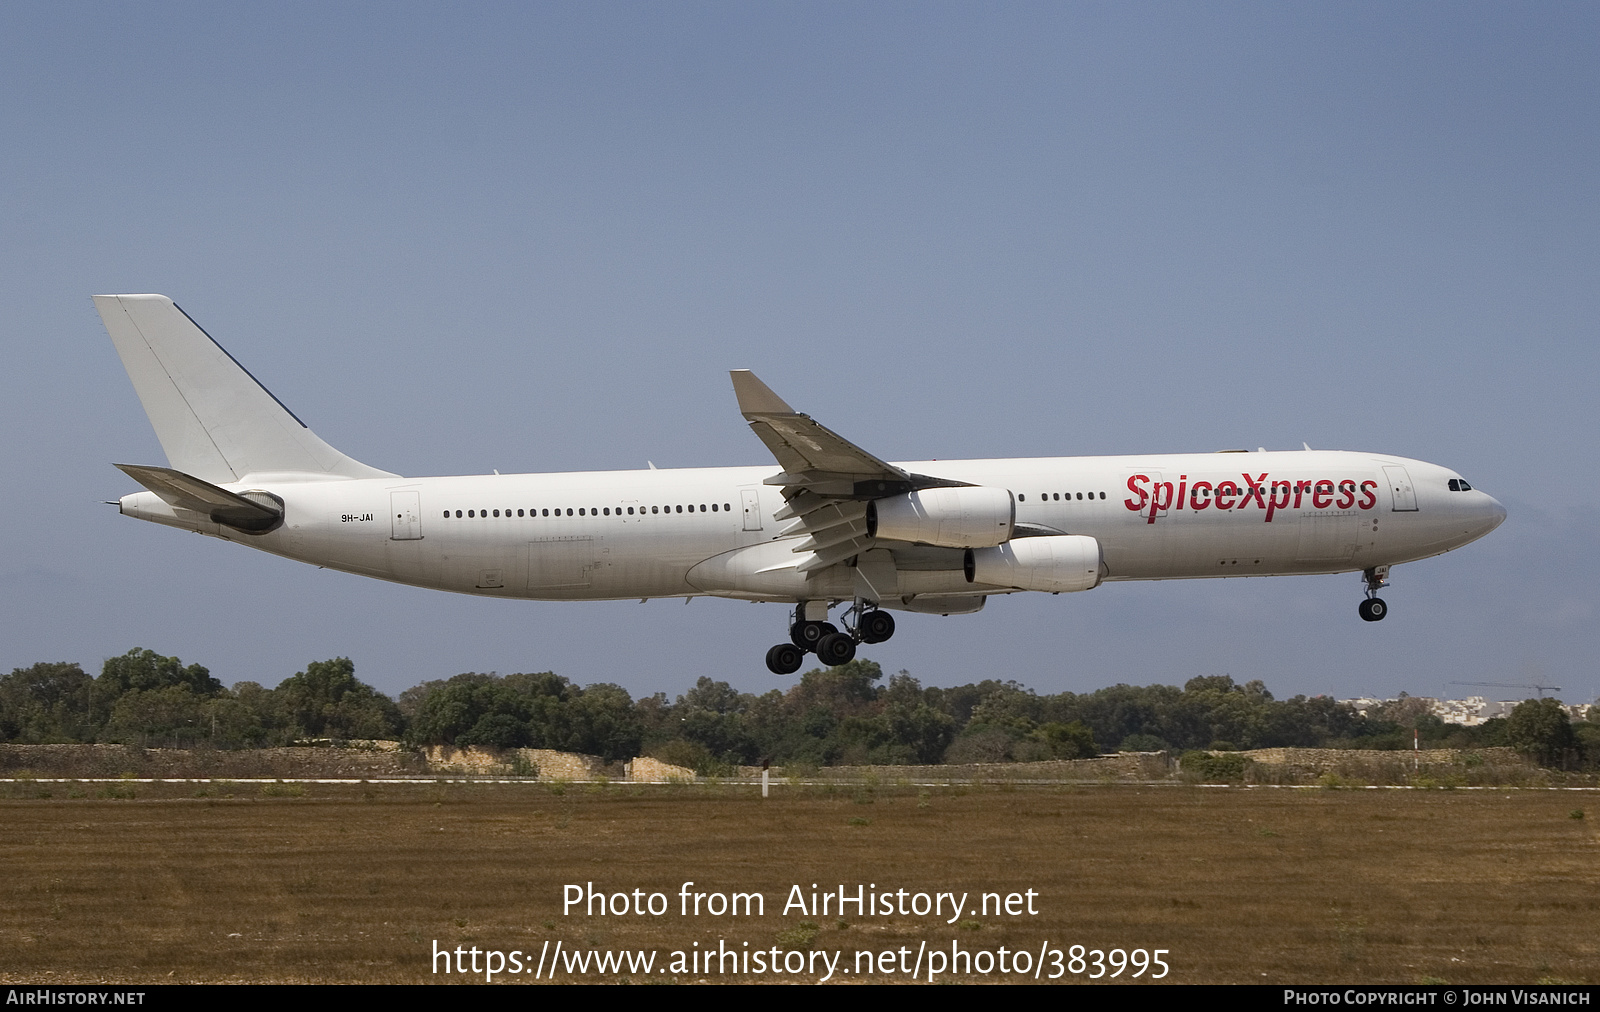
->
[2, 3, 1595, 705]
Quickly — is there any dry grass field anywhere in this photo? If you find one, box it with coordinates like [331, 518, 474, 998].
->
[0, 780, 1595, 984]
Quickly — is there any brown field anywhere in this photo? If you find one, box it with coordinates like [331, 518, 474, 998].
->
[0, 781, 1595, 984]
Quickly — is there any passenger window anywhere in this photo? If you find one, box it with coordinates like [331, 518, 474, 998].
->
[724, 503, 731, 511]
[628, 507, 634, 515]
[711, 503, 719, 511]
[676, 505, 683, 513]
[652, 506, 659, 514]
[1018, 494, 1026, 502]
[700, 504, 706, 512]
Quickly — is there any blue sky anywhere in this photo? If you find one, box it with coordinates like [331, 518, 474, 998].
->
[2, 3, 1595, 704]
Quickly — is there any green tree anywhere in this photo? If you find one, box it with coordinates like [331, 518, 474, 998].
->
[561, 682, 641, 761]
[1505, 698, 1576, 767]
[884, 700, 958, 764]
[787, 660, 884, 718]
[99, 648, 221, 699]
[101, 684, 208, 747]
[1033, 721, 1099, 759]
[406, 673, 529, 746]
[275, 657, 402, 740]
[0, 662, 96, 742]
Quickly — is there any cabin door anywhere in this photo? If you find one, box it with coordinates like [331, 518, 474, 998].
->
[390, 491, 423, 540]
[1382, 466, 1418, 511]
[740, 488, 764, 531]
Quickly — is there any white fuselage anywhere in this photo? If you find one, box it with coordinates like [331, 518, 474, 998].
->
[119, 449, 1506, 608]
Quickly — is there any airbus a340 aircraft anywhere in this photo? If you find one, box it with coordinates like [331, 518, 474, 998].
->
[96, 295, 1506, 675]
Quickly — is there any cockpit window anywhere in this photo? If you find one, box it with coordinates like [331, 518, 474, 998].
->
[1448, 478, 1474, 491]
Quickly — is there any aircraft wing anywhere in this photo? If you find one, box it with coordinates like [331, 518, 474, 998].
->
[731, 370, 910, 489]
[731, 370, 955, 575]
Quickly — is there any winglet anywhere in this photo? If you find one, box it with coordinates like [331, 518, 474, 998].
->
[730, 370, 796, 417]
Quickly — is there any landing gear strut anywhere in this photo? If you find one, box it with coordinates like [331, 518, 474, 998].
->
[764, 601, 895, 674]
[1359, 566, 1389, 622]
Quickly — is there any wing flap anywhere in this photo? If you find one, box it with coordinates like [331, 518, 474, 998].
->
[796, 537, 875, 574]
[791, 518, 871, 555]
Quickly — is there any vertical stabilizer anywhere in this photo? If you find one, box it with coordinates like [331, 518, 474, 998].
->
[94, 294, 397, 483]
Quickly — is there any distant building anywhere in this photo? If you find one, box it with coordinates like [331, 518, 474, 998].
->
[1339, 696, 1590, 726]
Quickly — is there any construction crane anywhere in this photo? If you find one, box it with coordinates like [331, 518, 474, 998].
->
[1448, 681, 1562, 699]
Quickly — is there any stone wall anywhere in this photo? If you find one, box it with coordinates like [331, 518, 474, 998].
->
[773, 752, 1176, 782]
[0, 742, 1543, 783]
[420, 745, 623, 780]
[1242, 746, 1526, 770]
[0, 743, 421, 778]
[623, 757, 697, 782]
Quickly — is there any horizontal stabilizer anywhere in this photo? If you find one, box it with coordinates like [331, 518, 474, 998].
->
[116, 463, 283, 531]
[94, 295, 396, 484]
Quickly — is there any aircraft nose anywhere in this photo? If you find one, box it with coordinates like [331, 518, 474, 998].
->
[1476, 494, 1507, 537]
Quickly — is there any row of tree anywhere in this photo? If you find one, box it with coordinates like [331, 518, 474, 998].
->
[0, 650, 401, 749]
[2, 649, 1596, 770]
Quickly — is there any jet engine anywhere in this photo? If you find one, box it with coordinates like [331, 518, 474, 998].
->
[866, 486, 1014, 548]
[965, 535, 1102, 593]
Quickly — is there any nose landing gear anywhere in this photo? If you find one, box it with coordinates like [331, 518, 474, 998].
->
[765, 601, 895, 674]
[1358, 566, 1389, 622]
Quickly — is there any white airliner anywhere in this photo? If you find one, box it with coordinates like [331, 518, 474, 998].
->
[96, 295, 1506, 675]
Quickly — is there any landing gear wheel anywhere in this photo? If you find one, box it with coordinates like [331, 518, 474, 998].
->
[1358, 598, 1387, 622]
[790, 621, 838, 651]
[765, 643, 804, 675]
[816, 632, 857, 666]
[858, 609, 895, 644]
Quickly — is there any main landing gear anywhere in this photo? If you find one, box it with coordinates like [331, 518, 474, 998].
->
[765, 601, 896, 674]
[1358, 565, 1389, 622]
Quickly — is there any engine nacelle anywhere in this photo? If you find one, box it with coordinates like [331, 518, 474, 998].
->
[965, 535, 1102, 593]
[866, 486, 1014, 548]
